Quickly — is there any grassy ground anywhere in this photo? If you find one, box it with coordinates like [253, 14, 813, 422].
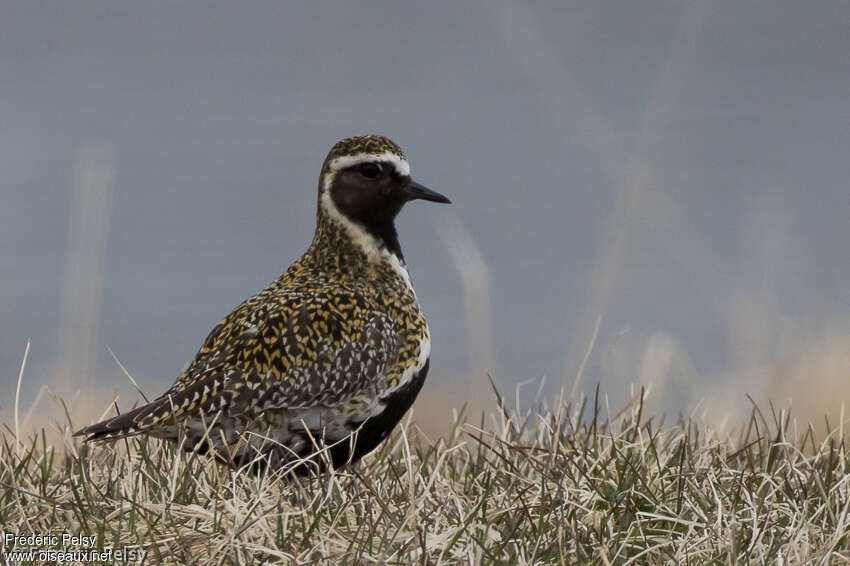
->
[1, 384, 849, 565]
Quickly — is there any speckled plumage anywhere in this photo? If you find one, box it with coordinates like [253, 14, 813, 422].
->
[75, 135, 449, 471]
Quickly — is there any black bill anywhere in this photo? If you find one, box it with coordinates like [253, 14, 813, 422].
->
[404, 181, 451, 204]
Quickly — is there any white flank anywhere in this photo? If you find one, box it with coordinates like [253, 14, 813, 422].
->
[401, 331, 431, 384]
[374, 329, 431, 407]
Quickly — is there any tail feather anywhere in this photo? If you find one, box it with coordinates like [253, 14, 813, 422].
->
[74, 397, 171, 441]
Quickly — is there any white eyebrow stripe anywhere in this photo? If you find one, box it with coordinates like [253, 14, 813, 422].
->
[328, 152, 411, 177]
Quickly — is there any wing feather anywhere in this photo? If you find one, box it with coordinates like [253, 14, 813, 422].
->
[75, 289, 398, 441]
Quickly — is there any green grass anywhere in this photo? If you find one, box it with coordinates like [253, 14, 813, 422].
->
[2, 383, 849, 565]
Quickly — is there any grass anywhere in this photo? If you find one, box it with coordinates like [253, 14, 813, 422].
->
[2, 381, 850, 565]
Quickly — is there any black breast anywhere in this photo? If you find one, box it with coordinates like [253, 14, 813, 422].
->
[231, 360, 431, 474]
[329, 358, 430, 468]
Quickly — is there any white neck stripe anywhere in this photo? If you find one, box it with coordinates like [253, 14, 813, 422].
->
[320, 172, 414, 290]
[320, 173, 382, 256]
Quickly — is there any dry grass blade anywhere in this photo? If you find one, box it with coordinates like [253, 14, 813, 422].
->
[1, 372, 849, 564]
[13, 339, 31, 458]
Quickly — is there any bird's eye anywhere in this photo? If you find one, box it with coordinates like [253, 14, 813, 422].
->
[359, 162, 382, 179]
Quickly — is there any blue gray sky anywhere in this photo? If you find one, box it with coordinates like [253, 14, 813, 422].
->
[2, 1, 849, 424]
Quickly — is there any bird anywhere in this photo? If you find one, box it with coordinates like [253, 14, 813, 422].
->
[74, 134, 451, 472]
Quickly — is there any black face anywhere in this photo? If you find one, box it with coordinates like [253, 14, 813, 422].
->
[328, 160, 450, 258]
[330, 161, 450, 227]
[331, 161, 408, 227]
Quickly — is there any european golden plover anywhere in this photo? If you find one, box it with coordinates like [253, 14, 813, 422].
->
[75, 134, 450, 471]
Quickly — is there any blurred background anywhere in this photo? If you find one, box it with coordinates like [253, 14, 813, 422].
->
[2, 1, 849, 435]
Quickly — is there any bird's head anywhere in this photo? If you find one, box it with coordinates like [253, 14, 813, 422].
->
[319, 134, 449, 225]
[316, 135, 450, 258]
